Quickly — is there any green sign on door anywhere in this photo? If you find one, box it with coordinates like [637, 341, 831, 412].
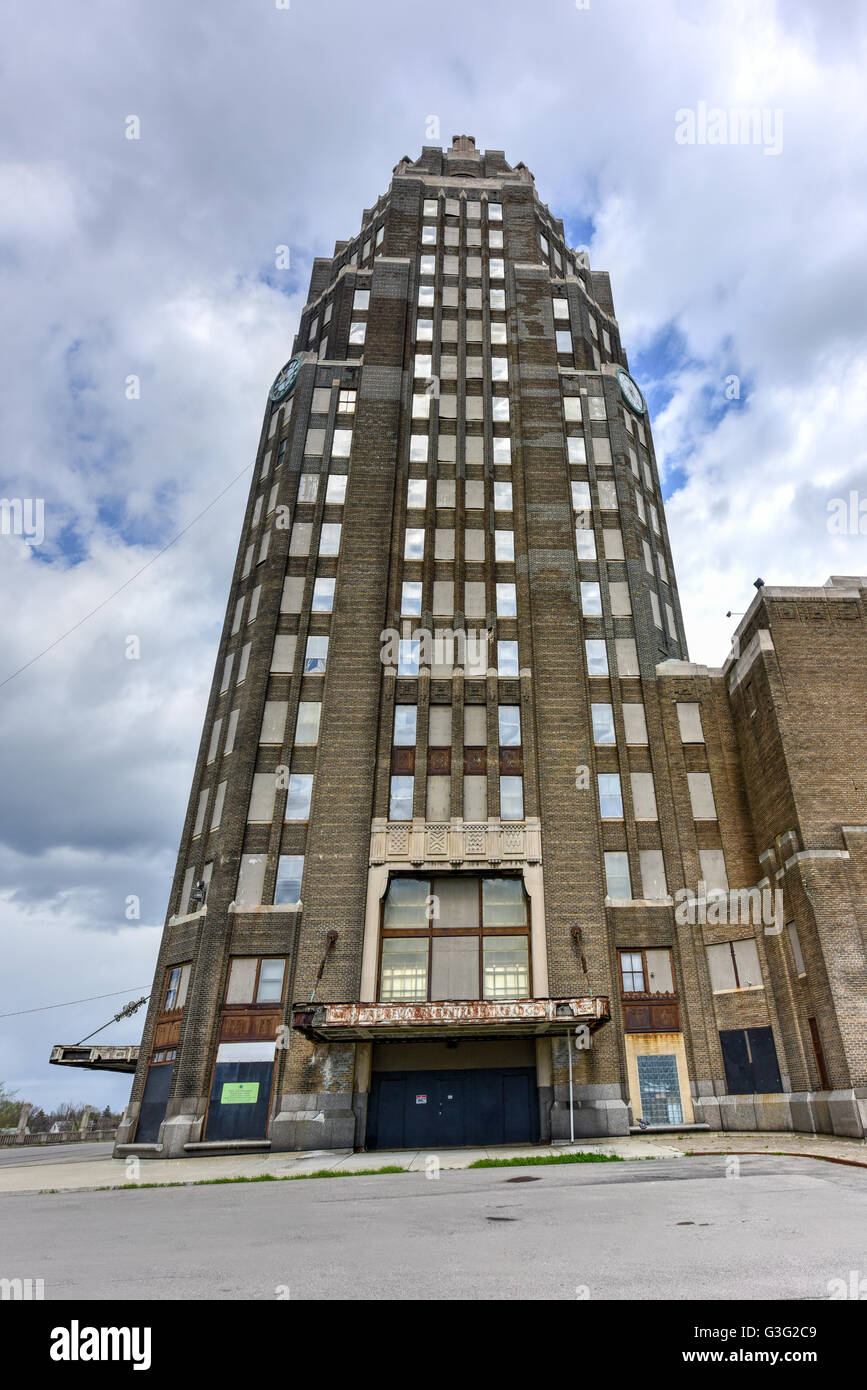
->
[221, 1082, 260, 1105]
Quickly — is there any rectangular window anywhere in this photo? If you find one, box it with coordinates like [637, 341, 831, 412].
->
[289, 521, 312, 556]
[325, 475, 347, 506]
[380, 938, 428, 1002]
[598, 772, 623, 819]
[236, 854, 267, 908]
[389, 775, 414, 820]
[585, 639, 608, 676]
[639, 850, 668, 900]
[496, 582, 517, 617]
[687, 771, 717, 819]
[331, 429, 353, 458]
[494, 530, 514, 562]
[494, 481, 513, 510]
[575, 527, 596, 561]
[210, 781, 227, 830]
[207, 718, 222, 763]
[275, 854, 304, 905]
[393, 704, 418, 745]
[572, 481, 591, 511]
[224, 708, 239, 755]
[608, 581, 630, 614]
[483, 936, 529, 1000]
[499, 775, 524, 821]
[247, 772, 276, 823]
[631, 772, 658, 820]
[498, 704, 521, 746]
[404, 528, 425, 559]
[567, 436, 586, 464]
[163, 963, 192, 1012]
[304, 636, 328, 673]
[285, 774, 313, 821]
[620, 951, 645, 992]
[555, 330, 573, 355]
[236, 642, 251, 685]
[591, 703, 615, 744]
[401, 581, 422, 615]
[260, 700, 288, 745]
[676, 703, 704, 743]
[497, 640, 519, 677]
[604, 851, 631, 900]
[581, 581, 602, 615]
[294, 701, 321, 745]
[312, 577, 335, 612]
[707, 939, 762, 991]
[407, 477, 427, 507]
[622, 703, 648, 744]
[353, 289, 370, 311]
[787, 921, 806, 975]
[614, 638, 639, 677]
[337, 389, 356, 414]
[398, 640, 420, 676]
[319, 522, 342, 556]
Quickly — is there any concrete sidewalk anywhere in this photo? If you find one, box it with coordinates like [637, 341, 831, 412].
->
[0, 1130, 863, 1196]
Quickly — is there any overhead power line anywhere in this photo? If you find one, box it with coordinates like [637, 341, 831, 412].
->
[0, 986, 151, 1020]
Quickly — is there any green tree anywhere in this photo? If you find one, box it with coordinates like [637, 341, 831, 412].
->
[0, 1081, 23, 1129]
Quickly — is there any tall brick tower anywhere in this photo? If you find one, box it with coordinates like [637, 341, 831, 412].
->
[113, 137, 866, 1157]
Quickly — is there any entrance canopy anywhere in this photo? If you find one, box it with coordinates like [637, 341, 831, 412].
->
[292, 997, 610, 1043]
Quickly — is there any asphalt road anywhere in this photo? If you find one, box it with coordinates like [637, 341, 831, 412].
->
[2, 1155, 864, 1300]
[0, 1141, 115, 1167]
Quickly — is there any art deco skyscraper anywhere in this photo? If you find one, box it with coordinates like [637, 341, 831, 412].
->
[111, 137, 866, 1156]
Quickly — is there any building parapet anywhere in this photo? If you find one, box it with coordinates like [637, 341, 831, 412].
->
[370, 817, 542, 869]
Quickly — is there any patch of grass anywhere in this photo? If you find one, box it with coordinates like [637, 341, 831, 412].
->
[44, 1163, 408, 1195]
[468, 1151, 624, 1169]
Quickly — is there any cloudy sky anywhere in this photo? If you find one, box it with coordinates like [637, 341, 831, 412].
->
[1, 0, 865, 1111]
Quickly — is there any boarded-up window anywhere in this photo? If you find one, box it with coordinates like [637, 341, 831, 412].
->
[260, 701, 288, 745]
[247, 773, 276, 823]
[281, 577, 305, 614]
[639, 850, 668, 901]
[676, 702, 704, 743]
[688, 772, 717, 819]
[622, 703, 647, 744]
[631, 772, 658, 820]
[270, 635, 297, 673]
[431, 937, 479, 1001]
[426, 776, 451, 820]
[614, 638, 639, 676]
[236, 855, 267, 908]
[226, 957, 258, 1005]
[699, 849, 728, 893]
[210, 781, 226, 830]
[463, 775, 487, 820]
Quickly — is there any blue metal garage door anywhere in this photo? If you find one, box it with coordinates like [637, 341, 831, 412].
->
[367, 1067, 539, 1149]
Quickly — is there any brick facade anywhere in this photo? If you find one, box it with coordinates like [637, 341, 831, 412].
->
[115, 139, 867, 1157]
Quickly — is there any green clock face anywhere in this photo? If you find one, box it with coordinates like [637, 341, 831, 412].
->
[616, 368, 645, 414]
[269, 356, 302, 403]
